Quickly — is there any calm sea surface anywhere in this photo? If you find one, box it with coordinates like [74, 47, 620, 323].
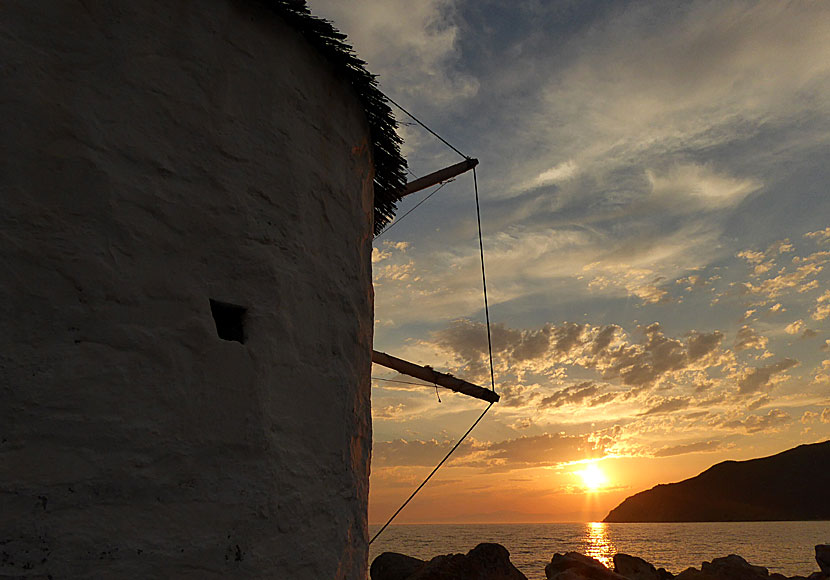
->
[368, 522, 830, 579]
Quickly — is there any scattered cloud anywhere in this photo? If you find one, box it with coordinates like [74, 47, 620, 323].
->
[373, 431, 608, 472]
[640, 397, 690, 416]
[428, 319, 729, 394]
[526, 160, 578, 190]
[373, 403, 408, 420]
[647, 164, 760, 210]
[734, 325, 768, 352]
[539, 382, 600, 409]
[722, 409, 792, 433]
[736, 358, 798, 394]
[785, 319, 806, 335]
[805, 228, 830, 245]
[811, 290, 830, 321]
[741, 264, 824, 300]
[308, 0, 477, 106]
[652, 439, 725, 457]
[373, 438, 477, 467]
[485, 432, 605, 470]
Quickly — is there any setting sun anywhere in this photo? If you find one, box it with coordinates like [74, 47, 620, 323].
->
[575, 463, 608, 491]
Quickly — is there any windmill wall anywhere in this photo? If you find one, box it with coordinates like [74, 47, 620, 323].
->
[0, 1, 374, 578]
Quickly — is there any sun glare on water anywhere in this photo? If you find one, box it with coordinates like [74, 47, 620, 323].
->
[575, 462, 608, 491]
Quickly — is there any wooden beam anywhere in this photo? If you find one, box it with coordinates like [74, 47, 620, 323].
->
[401, 158, 479, 198]
[372, 349, 499, 403]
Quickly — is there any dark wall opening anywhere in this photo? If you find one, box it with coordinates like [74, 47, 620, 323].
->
[209, 299, 247, 344]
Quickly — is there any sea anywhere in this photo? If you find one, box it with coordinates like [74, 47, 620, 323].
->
[368, 522, 830, 579]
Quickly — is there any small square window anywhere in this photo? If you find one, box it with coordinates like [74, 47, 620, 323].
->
[209, 299, 246, 344]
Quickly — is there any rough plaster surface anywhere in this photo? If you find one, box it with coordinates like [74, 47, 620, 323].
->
[0, 1, 374, 578]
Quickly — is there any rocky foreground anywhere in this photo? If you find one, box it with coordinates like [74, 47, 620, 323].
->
[371, 542, 830, 580]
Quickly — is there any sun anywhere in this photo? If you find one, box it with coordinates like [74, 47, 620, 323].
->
[575, 462, 608, 491]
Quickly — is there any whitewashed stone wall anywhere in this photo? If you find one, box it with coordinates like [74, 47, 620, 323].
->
[0, 1, 374, 578]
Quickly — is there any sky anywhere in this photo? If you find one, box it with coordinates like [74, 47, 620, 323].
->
[307, 0, 830, 523]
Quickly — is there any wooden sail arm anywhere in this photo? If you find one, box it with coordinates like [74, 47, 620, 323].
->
[372, 349, 499, 403]
[401, 158, 479, 198]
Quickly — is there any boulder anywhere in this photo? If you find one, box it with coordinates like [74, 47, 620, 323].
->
[705, 554, 769, 579]
[817, 545, 830, 575]
[613, 553, 673, 580]
[675, 554, 769, 580]
[371, 552, 428, 580]
[546, 552, 627, 580]
[402, 543, 527, 580]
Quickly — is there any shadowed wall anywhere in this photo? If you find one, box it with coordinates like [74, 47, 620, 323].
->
[0, 1, 374, 577]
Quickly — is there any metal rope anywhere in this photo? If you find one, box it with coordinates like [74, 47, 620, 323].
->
[473, 166, 497, 394]
[369, 98, 499, 543]
[384, 94, 469, 160]
[374, 180, 451, 239]
[368, 402, 494, 545]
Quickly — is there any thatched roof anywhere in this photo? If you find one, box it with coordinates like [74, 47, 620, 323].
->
[264, 0, 407, 235]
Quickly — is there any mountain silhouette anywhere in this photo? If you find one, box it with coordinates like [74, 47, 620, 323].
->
[604, 440, 830, 522]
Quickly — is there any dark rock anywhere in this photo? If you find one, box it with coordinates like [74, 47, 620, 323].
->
[402, 543, 527, 580]
[371, 552, 427, 580]
[675, 554, 769, 580]
[546, 552, 626, 580]
[614, 553, 672, 580]
[705, 554, 769, 579]
[817, 545, 830, 574]
[614, 554, 666, 580]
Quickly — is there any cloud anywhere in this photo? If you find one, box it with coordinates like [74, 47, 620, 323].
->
[677, 273, 720, 293]
[741, 264, 824, 300]
[783, 319, 817, 339]
[811, 290, 830, 321]
[373, 431, 608, 473]
[785, 320, 806, 335]
[307, 0, 477, 106]
[376, 261, 415, 282]
[597, 324, 724, 388]
[737, 239, 797, 278]
[801, 410, 818, 424]
[407, 321, 755, 459]
[640, 397, 690, 416]
[497, 383, 539, 409]
[373, 438, 477, 467]
[647, 164, 760, 210]
[734, 325, 768, 352]
[805, 227, 830, 245]
[526, 160, 578, 189]
[486, 432, 602, 468]
[373, 403, 407, 420]
[722, 409, 792, 433]
[736, 358, 798, 394]
[588, 392, 620, 407]
[540, 382, 600, 409]
[428, 319, 728, 395]
[653, 439, 725, 457]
